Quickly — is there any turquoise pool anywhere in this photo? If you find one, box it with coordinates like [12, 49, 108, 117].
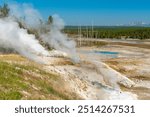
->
[94, 51, 119, 55]
[80, 50, 119, 58]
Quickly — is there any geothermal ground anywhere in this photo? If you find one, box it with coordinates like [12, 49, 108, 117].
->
[77, 39, 150, 99]
[44, 39, 150, 100]
[0, 39, 150, 100]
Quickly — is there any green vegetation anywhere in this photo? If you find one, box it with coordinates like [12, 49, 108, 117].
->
[0, 3, 10, 18]
[0, 61, 26, 100]
[64, 26, 150, 39]
[0, 55, 79, 100]
[48, 16, 53, 25]
[0, 91, 22, 100]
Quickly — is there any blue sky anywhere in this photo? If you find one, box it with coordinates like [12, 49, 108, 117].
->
[1, 0, 150, 25]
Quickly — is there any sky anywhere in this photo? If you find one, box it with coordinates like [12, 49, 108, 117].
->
[1, 0, 150, 26]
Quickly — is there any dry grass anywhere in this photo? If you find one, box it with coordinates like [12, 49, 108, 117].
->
[0, 54, 80, 100]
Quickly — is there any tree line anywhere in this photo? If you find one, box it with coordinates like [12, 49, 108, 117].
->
[1, 3, 150, 40]
[64, 26, 150, 39]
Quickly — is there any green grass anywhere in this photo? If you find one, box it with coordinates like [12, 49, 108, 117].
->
[0, 61, 27, 100]
[0, 57, 79, 100]
[0, 91, 22, 100]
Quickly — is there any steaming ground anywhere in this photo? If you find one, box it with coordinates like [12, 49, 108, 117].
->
[0, 3, 79, 64]
[0, 2, 149, 100]
[0, 39, 150, 99]
[42, 39, 150, 100]
[0, 18, 50, 64]
[0, 2, 81, 99]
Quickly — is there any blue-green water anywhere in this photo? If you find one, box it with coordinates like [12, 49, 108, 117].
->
[80, 50, 119, 58]
[94, 51, 119, 55]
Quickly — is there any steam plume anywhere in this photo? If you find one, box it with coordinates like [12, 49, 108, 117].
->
[0, 2, 79, 63]
[41, 15, 79, 62]
[0, 18, 49, 63]
[9, 3, 42, 29]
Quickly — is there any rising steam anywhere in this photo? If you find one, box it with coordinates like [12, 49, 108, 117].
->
[9, 3, 43, 29]
[0, 2, 79, 63]
[41, 15, 79, 62]
[0, 18, 49, 63]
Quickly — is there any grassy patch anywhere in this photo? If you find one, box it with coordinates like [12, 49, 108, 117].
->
[0, 55, 79, 100]
[0, 91, 22, 100]
[0, 62, 28, 89]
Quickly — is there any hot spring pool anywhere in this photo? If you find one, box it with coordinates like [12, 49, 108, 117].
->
[80, 50, 119, 58]
[94, 51, 119, 55]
